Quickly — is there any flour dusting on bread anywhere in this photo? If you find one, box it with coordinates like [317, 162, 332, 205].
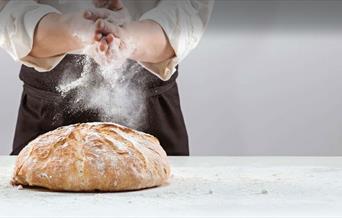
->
[12, 122, 170, 192]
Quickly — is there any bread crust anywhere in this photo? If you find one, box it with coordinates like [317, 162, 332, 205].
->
[11, 122, 171, 192]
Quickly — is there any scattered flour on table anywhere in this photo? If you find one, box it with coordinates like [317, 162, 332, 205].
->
[3, 162, 342, 216]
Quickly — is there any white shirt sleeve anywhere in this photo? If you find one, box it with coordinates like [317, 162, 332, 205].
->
[139, 0, 214, 81]
[0, 0, 65, 72]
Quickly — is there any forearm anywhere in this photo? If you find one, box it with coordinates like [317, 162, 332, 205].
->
[124, 20, 175, 64]
[29, 13, 83, 58]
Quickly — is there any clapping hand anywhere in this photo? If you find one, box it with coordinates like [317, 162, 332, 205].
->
[81, 0, 132, 65]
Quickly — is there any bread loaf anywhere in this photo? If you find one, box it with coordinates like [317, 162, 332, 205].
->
[11, 122, 171, 192]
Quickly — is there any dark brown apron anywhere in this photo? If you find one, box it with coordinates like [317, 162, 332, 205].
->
[11, 55, 189, 156]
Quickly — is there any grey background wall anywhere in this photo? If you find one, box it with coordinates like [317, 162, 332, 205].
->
[1, 0, 342, 155]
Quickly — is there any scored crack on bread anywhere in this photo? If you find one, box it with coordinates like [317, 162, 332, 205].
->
[11, 122, 171, 192]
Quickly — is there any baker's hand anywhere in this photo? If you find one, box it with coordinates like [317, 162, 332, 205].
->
[84, 0, 132, 25]
[60, 11, 114, 66]
[84, 7, 131, 26]
[89, 0, 130, 24]
[91, 19, 133, 66]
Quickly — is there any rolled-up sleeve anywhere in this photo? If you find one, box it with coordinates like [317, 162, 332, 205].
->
[139, 0, 214, 81]
[0, 0, 64, 72]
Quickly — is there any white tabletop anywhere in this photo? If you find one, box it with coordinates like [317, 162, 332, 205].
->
[1, 156, 342, 218]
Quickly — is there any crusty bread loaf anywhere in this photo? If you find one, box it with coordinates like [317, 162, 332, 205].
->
[11, 122, 171, 192]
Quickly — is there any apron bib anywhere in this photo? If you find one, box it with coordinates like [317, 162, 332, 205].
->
[11, 55, 189, 156]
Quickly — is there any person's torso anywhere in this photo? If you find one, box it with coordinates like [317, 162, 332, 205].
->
[22, 0, 174, 92]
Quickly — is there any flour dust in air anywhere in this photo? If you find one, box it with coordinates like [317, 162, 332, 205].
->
[57, 43, 147, 130]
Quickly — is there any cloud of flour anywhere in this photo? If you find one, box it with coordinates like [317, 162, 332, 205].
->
[57, 45, 147, 130]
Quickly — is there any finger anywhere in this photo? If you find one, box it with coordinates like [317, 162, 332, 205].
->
[94, 32, 103, 41]
[96, 19, 105, 31]
[105, 35, 121, 58]
[84, 8, 110, 21]
[105, 45, 113, 59]
[83, 10, 92, 19]
[96, 19, 116, 35]
[112, 37, 122, 49]
[105, 34, 115, 44]
[93, 0, 124, 10]
[108, 0, 124, 11]
[83, 10, 98, 21]
[99, 38, 109, 52]
[93, 0, 109, 8]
